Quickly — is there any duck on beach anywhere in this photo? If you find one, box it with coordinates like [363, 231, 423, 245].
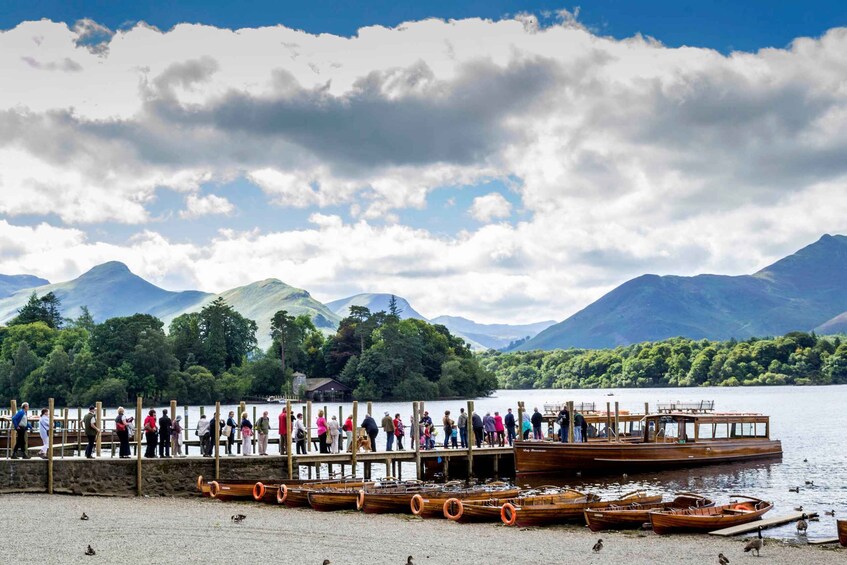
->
[718, 553, 729, 565]
[796, 514, 808, 534]
[85, 545, 95, 556]
[80, 512, 89, 521]
[743, 527, 763, 556]
[592, 539, 603, 553]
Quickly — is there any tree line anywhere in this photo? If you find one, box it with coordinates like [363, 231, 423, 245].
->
[0, 293, 496, 406]
[479, 331, 847, 389]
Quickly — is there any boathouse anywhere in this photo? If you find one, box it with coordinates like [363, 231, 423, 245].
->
[302, 377, 352, 402]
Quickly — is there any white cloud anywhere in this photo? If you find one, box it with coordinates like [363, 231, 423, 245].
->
[180, 193, 235, 219]
[1, 17, 847, 323]
[469, 192, 513, 222]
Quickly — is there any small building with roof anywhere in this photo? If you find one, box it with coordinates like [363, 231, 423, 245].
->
[301, 377, 353, 402]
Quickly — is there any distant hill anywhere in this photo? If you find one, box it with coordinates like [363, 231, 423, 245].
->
[0, 262, 210, 324]
[0, 274, 49, 298]
[326, 293, 427, 321]
[521, 234, 847, 350]
[163, 279, 341, 351]
[431, 315, 556, 350]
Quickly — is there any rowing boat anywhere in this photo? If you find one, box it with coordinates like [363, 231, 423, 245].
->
[500, 490, 662, 528]
[359, 483, 445, 514]
[583, 493, 713, 532]
[649, 495, 773, 534]
[410, 484, 522, 518]
[837, 519, 846, 547]
[278, 480, 365, 507]
[443, 488, 591, 523]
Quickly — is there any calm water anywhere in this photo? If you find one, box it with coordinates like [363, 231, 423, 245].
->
[137, 385, 845, 540]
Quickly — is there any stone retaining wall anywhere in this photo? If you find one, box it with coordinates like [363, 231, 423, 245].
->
[0, 457, 293, 497]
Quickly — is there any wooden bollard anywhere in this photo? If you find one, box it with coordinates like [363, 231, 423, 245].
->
[567, 401, 575, 443]
[214, 402, 221, 480]
[135, 397, 142, 496]
[48, 398, 54, 494]
[285, 400, 293, 480]
[95, 401, 102, 457]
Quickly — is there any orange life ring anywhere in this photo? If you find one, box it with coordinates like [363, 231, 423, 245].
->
[356, 490, 365, 511]
[253, 482, 266, 501]
[277, 484, 288, 504]
[196, 475, 204, 492]
[410, 494, 424, 515]
[732, 502, 755, 511]
[209, 481, 221, 498]
[501, 502, 517, 526]
[444, 498, 464, 521]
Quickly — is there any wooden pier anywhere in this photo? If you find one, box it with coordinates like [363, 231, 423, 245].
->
[708, 512, 819, 536]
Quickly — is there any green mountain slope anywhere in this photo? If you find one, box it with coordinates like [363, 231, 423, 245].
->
[0, 262, 211, 324]
[0, 274, 50, 298]
[326, 293, 427, 320]
[521, 234, 847, 351]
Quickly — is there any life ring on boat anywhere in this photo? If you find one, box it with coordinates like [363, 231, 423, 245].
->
[731, 502, 755, 511]
[277, 484, 288, 504]
[444, 498, 464, 521]
[196, 475, 205, 492]
[501, 502, 518, 526]
[209, 481, 221, 498]
[356, 489, 365, 511]
[411, 494, 425, 516]
[253, 482, 266, 501]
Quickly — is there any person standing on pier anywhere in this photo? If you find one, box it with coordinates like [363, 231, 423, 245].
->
[316, 410, 328, 453]
[531, 408, 543, 440]
[381, 411, 395, 451]
[38, 408, 50, 459]
[494, 412, 505, 447]
[225, 411, 237, 455]
[328, 415, 340, 454]
[471, 411, 483, 448]
[256, 411, 270, 456]
[294, 413, 307, 454]
[240, 412, 253, 456]
[442, 411, 454, 449]
[83, 405, 100, 459]
[343, 414, 354, 452]
[361, 414, 379, 452]
[483, 412, 496, 447]
[504, 408, 516, 446]
[557, 406, 570, 443]
[171, 415, 183, 457]
[143, 409, 158, 458]
[393, 413, 405, 451]
[196, 414, 210, 457]
[10, 402, 30, 459]
[521, 412, 531, 440]
[457, 408, 468, 448]
[158, 409, 172, 458]
[115, 407, 131, 458]
[279, 408, 288, 454]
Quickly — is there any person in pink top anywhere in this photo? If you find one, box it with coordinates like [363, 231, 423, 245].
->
[494, 411, 506, 447]
[316, 410, 328, 453]
[278, 408, 288, 454]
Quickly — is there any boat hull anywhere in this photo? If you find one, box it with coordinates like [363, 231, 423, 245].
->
[444, 490, 590, 523]
[504, 494, 663, 528]
[583, 494, 714, 532]
[838, 519, 847, 547]
[514, 439, 783, 476]
[410, 488, 522, 518]
[649, 499, 773, 534]
[308, 490, 360, 512]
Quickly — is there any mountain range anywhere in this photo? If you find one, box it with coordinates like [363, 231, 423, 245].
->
[520, 234, 847, 350]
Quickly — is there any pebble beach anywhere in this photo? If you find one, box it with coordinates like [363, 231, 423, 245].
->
[0, 494, 842, 564]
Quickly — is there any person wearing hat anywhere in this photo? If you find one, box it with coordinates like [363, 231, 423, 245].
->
[83, 406, 100, 459]
[381, 411, 395, 451]
[171, 415, 183, 457]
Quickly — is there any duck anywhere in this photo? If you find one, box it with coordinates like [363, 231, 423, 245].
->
[743, 527, 763, 557]
[592, 539, 603, 553]
[788, 487, 800, 493]
[796, 514, 808, 535]
[803, 458, 808, 463]
[824, 509, 836, 517]
[793, 505, 803, 512]
[322, 561, 331, 565]
[405, 557, 414, 565]
[85, 545, 96, 556]
[231, 514, 246, 523]
[80, 512, 89, 521]
[718, 553, 730, 565]
[805, 480, 814, 486]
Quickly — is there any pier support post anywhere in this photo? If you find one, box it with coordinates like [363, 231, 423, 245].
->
[135, 396, 142, 496]
[517, 401, 524, 442]
[467, 400, 474, 479]
[614, 402, 620, 442]
[61, 408, 68, 459]
[183, 406, 189, 455]
[214, 402, 221, 480]
[238, 401, 246, 454]
[606, 402, 612, 443]
[412, 402, 421, 480]
[306, 401, 312, 453]
[47, 397, 54, 494]
[493, 454, 499, 478]
[252, 406, 257, 452]
[338, 405, 344, 453]
[170, 400, 177, 455]
[286, 400, 293, 480]
[351, 400, 358, 478]
[95, 401, 102, 457]
[567, 401, 574, 444]
[76, 407, 82, 456]
[9, 400, 16, 460]
[443, 455, 449, 479]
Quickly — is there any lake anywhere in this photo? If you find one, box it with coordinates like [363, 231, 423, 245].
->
[137, 384, 845, 540]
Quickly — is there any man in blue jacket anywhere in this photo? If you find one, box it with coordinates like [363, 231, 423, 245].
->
[11, 402, 31, 459]
[504, 408, 516, 446]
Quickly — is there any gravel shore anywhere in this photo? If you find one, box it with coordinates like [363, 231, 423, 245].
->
[0, 494, 842, 564]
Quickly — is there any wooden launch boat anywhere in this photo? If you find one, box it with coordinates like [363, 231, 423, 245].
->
[837, 519, 847, 547]
[500, 490, 662, 528]
[359, 482, 445, 514]
[278, 480, 366, 507]
[308, 489, 363, 512]
[410, 484, 523, 518]
[204, 478, 269, 501]
[443, 488, 591, 523]
[649, 495, 773, 534]
[515, 412, 782, 476]
[583, 492, 713, 532]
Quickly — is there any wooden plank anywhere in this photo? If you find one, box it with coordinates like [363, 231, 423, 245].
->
[808, 538, 839, 545]
[709, 512, 819, 536]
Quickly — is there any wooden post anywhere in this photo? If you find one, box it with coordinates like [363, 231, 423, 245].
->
[412, 402, 420, 480]
[306, 401, 312, 453]
[252, 406, 257, 451]
[170, 400, 177, 455]
[214, 402, 221, 480]
[367, 402, 373, 418]
[61, 408, 68, 459]
[351, 401, 358, 478]
[443, 455, 449, 479]
[467, 400, 474, 478]
[135, 397, 142, 496]
[338, 406, 344, 453]
[47, 398, 54, 494]
[286, 400, 293, 480]
[238, 401, 246, 454]
[9, 400, 16, 459]
[517, 401, 524, 442]
[95, 401, 102, 457]
[614, 401, 620, 443]
[606, 402, 612, 443]
[567, 401, 575, 443]
[76, 407, 82, 456]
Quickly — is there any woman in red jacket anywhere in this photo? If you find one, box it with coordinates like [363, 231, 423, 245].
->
[493, 411, 506, 447]
[143, 409, 158, 458]
[343, 415, 354, 452]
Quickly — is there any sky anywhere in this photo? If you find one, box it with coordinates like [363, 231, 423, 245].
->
[1, 1, 847, 324]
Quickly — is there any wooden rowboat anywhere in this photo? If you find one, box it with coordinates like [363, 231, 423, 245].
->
[583, 492, 714, 532]
[278, 480, 365, 507]
[410, 485, 522, 518]
[500, 490, 662, 528]
[359, 483, 445, 514]
[308, 489, 363, 512]
[838, 519, 846, 547]
[443, 489, 591, 523]
[649, 495, 773, 534]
